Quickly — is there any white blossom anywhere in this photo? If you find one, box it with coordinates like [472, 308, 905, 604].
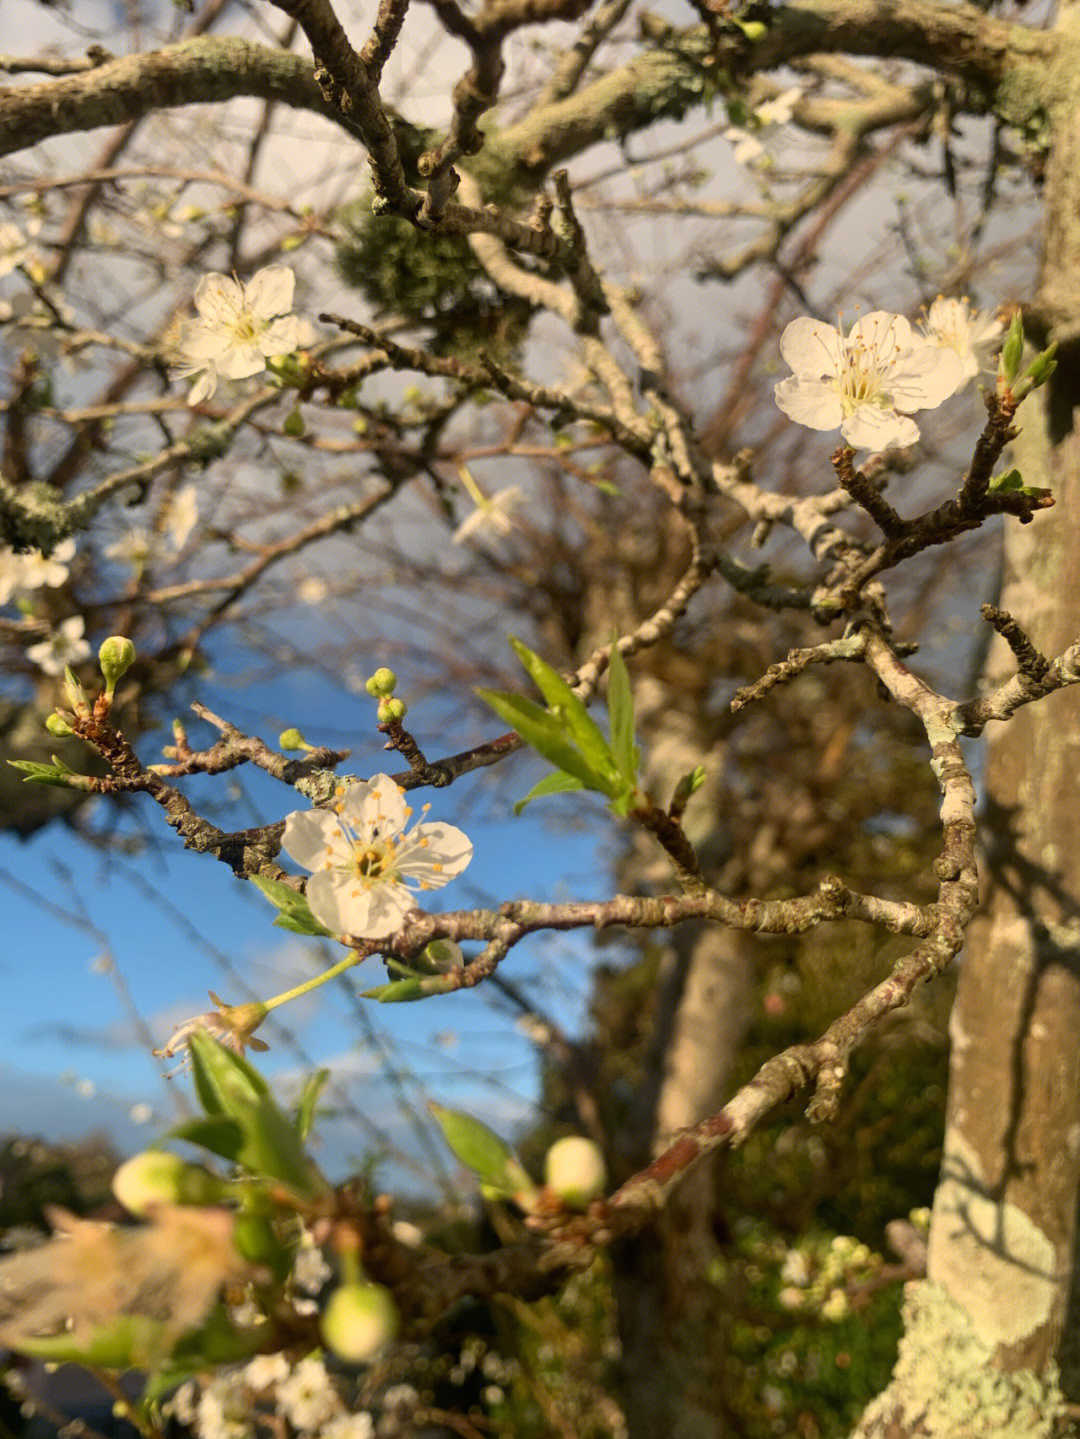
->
[173, 265, 301, 405]
[321, 1413, 375, 1439]
[774, 310, 966, 450]
[921, 295, 1003, 386]
[276, 1355, 342, 1433]
[242, 1353, 291, 1391]
[282, 774, 473, 938]
[106, 528, 160, 570]
[163, 484, 199, 549]
[453, 467, 526, 545]
[26, 615, 91, 675]
[724, 86, 803, 167]
[0, 538, 76, 606]
[0, 219, 42, 279]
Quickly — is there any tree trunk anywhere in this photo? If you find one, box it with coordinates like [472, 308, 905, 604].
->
[856, 12, 1080, 1432]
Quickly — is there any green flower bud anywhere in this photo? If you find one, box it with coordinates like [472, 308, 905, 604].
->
[378, 697, 407, 724]
[998, 312, 1024, 386]
[320, 1283, 400, 1363]
[45, 712, 75, 737]
[112, 1150, 226, 1215]
[99, 636, 136, 693]
[232, 1213, 279, 1265]
[544, 1136, 607, 1208]
[364, 667, 398, 698]
[282, 407, 306, 437]
[279, 727, 310, 752]
[418, 939, 464, 973]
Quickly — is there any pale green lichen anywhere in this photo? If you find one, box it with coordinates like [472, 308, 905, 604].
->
[853, 1282, 1066, 1439]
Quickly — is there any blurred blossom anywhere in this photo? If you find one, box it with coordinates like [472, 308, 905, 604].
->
[0, 538, 76, 605]
[0, 218, 42, 279]
[27, 615, 91, 675]
[276, 1356, 341, 1432]
[921, 295, 1003, 387]
[298, 575, 330, 605]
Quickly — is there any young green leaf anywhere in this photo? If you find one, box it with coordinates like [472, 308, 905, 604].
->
[508, 637, 618, 778]
[477, 688, 613, 791]
[248, 874, 334, 937]
[429, 1102, 538, 1201]
[513, 770, 586, 815]
[606, 643, 639, 783]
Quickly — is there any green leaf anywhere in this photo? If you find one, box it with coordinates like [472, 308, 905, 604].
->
[8, 757, 88, 789]
[989, 469, 1024, 492]
[295, 1069, 331, 1140]
[186, 1034, 329, 1200]
[249, 874, 333, 937]
[429, 1103, 538, 1200]
[361, 975, 457, 1002]
[513, 770, 586, 815]
[606, 643, 638, 783]
[167, 1115, 246, 1164]
[477, 689, 612, 791]
[17, 1315, 170, 1370]
[608, 782, 642, 819]
[508, 637, 617, 778]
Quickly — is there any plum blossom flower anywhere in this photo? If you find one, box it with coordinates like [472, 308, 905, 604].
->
[774, 310, 966, 450]
[0, 538, 76, 606]
[0, 219, 42, 280]
[725, 85, 803, 167]
[26, 614, 91, 675]
[921, 295, 1003, 387]
[282, 774, 473, 938]
[173, 265, 301, 405]
[153, 991, 270, 1067]
[275, 1356, 341, 1432]
[453, 468, 527, 545]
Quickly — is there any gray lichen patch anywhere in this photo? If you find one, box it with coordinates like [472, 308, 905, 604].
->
[852, 1282, 1065, 1439]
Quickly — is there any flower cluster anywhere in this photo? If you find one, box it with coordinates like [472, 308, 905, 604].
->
[774, 310, 967, 450]
[172, 265, 302, 405]
[282, 774, 473, 938]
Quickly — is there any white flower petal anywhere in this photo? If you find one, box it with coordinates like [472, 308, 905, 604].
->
[346, 774, 409, 836]
[245, 265, 295, 319]
[888, 344, 965, 408]
[774, 376, 844, 432]
[841, 405, 919, 450]
[395, 822, 474, 886]
[779, 318, 845, 377]
[282, 807, 352, 872]
[848, 311, 914, 355]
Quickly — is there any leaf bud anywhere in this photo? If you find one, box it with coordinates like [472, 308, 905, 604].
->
[997, 312, 1024, 386]
[544, 1136, 607, 1208]
[1023, 341, 1058, 389]
[320, 1282, 400, 1363]
[282, 407, 306, 437]
[364, 667, 398, 698]
[418, 939, 464, 973]
[112, 1150, 226, 1215]
[63, 665, 90, 717]
[45, 712, 75, 737]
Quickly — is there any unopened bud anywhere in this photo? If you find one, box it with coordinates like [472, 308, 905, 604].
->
[365, 667, 398, 698]
[63, 665, 89, 716]
[378, 697, 407, 724]
[998, 312, 1024, 387]
[279, 727, 310, 752]
[45, 712, 74, 737]
[544, 1136, 607, 1208]
[282, 407, 306, 437]
[1023, 342, 1058, 389]
[417, 940, 464, 973]
[99, 636, 136, 694]
[320, 1282, 400, 1363]
[112, 1150, 226, 1215]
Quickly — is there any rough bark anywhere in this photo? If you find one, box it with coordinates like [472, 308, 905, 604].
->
[855, 10, 1080, 1435]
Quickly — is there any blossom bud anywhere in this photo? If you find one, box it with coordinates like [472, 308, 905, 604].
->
[112, 1150, 226, 1215]
[279, 727, 310, 752]
[378, 697, 408, 724]
[320, 1282, 400, 1363]
[998, 312, 1024, 386]
[544, 1136, 607, 1208]
[99, 636, 136, 694]
[282, 407, 306, 437]
[45, 712, 75, 737]
[364, 667, 398, 698]
[418, 939, 464, 973]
